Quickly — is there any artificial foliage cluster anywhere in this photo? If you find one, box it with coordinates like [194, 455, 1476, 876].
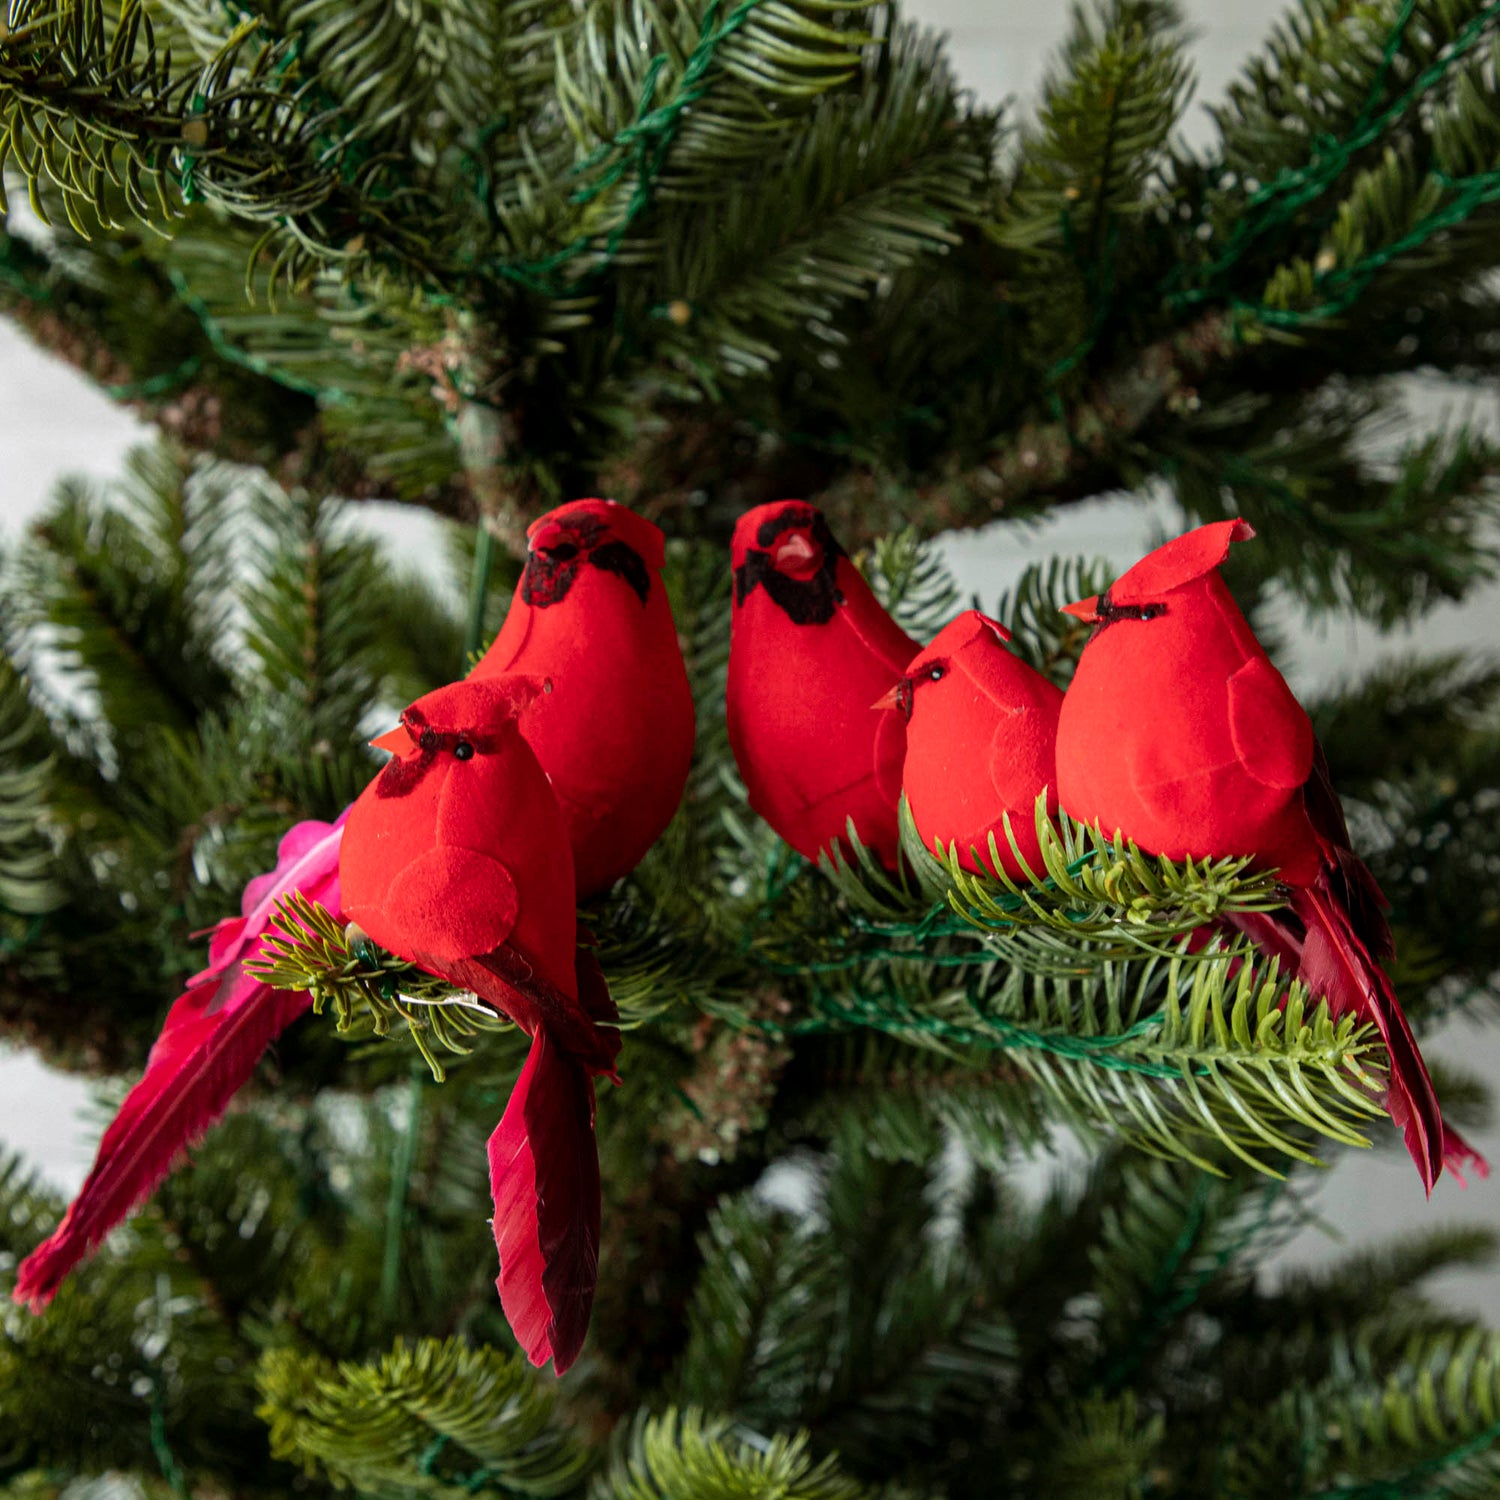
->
[3, 0, 1500, 1494]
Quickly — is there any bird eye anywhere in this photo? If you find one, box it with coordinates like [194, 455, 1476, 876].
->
[542, 542, 579, 562]
[419, 729, 438, 751]
[928, 665, 946, 682]
[453, 739, 475, 761]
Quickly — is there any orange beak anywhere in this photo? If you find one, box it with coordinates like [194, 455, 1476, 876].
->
[369, 725, 410, 755]
[873, 678, 914, 718]
[1061, 595, 1101, 623]
[772, 532, 820, 577]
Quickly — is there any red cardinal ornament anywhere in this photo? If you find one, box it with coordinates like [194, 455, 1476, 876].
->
[878, 611, 1064, 877]
[1055, 519, 1481, 1191]
[12, 815, 346, 1311]
[341, 675, 621, 1373]
[727, 501, 920, 866]
[16, 499, 686, 1315]
[472, 498, 695, 898]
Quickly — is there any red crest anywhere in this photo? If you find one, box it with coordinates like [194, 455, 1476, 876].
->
[1109, 519, 1255, 606]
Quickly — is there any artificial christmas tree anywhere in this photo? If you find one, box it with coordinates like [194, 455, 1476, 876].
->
[4, 0, 1500, 1495]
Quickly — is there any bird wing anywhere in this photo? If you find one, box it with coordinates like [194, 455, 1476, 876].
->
[1226, 655, 1315, 791]
[370, 846, 519, 966]
[987, 702, 1058, 827]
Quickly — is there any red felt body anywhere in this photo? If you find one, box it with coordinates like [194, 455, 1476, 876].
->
[1057, 522, 1320, 883]
[340, 678, 581, 1005]
[895, 612, 1064, 878]
[472, 499, 695, 898]
[13, 815, 346, 1309]
[726, 501, 920, 866]
[340, 676, 620, 1371]
[1056, 520, 1475, 1190]
[18, 498, 674, 1327]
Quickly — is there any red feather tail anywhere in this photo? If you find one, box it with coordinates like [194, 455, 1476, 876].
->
[488, 1029, 601, 1375]
[1441, 1122, 1490, 1186]
[13, 815, 345, 1310]
[1292, 882, 1445, 1193]
[13, 973, 311, 1309]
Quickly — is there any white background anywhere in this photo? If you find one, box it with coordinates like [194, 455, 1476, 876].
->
[3, 0, 1500, 1319]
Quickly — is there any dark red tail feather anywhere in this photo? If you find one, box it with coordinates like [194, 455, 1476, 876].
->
[14, 814, 345, 1310]
[1442, 1122, 1490, 1185]
[13, 972, 311, 1308]
[488, 1029, 601, 1374]
[1292, 881, 1444, 1192]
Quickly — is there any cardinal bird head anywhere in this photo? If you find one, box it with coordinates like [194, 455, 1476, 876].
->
[520, 499, 665, 610]
[731, 501, 847, 625]
[875, 611, 1012, 721]
[370, 676, 551, 798]
[1061, 519, 1256, 626]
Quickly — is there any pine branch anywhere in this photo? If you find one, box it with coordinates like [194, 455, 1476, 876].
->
[672, 1196, 837, 1425]
[158, 226, 465, 499]
[799, 1033, 1045, 1169]
[257, 1337, 590, 1498]
[645, 24, 988, 385]
[0, 653, 64, 919]
[0, 1149, 259, 1488]
[14, 447, 236, 741]
[1184, 0, 1500, 325]
[1223, 1327, 1500, 1498]
[493, 0, 889, 298]
[0, 222, 474, 515]
[891, 308, 1238, 531]
[997, 0, 1192, 389]
[992, 555, 1116, 687]
[918, 798, 1289, 943]
[863, 528, 961, 644]
[0, 0, 459, 280]
[249, 892, 513, 1082]
[239, 478, 409, 744]
[1312, 653, 1500, 797]
[1031, 1392, 1165, 1500]
[1088, 1162, 1300, 1392]
[601, 1409, 874, 1500]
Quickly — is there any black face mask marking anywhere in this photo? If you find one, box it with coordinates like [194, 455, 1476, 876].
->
[376, 707, 437, 798]
[1090, 590, 1167, 636]
[374, 710, 505, 798]
[520, 516, 651, 609]
[590, 540, 650, 604]
[733, 507, 845, 626]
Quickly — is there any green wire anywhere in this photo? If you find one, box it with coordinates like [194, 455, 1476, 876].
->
[464, 526, 496, 667]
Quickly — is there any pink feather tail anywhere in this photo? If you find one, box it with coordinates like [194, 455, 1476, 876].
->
[1292, 882, 1449, 1193]
[488, 1027, 602, 1375]
[13, 815, 346, 1310]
